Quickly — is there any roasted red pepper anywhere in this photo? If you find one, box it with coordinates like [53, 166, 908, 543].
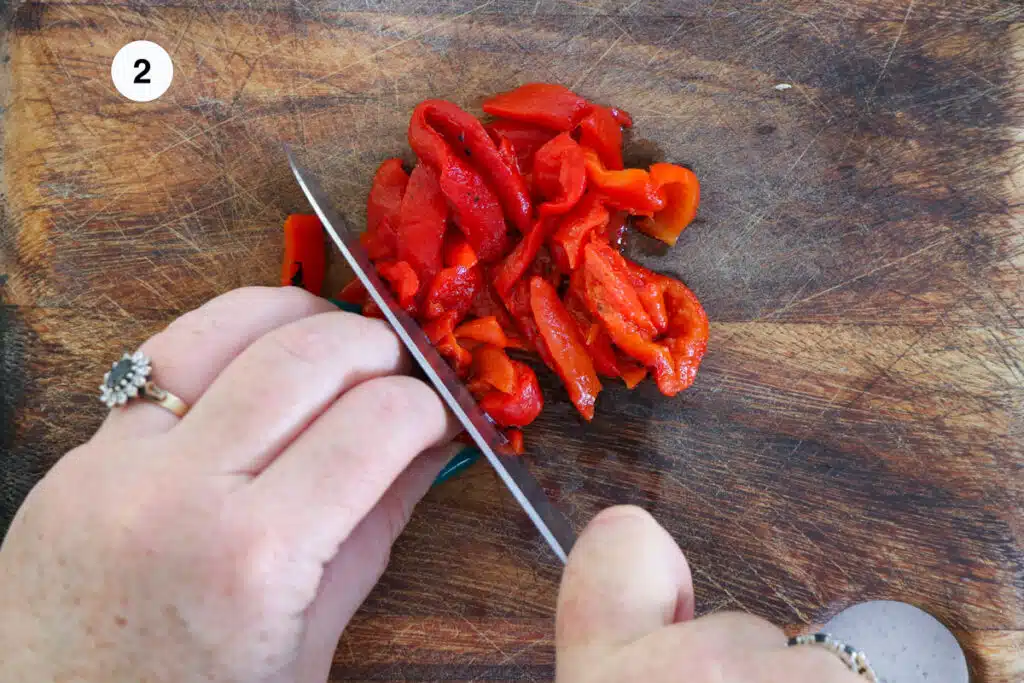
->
[577, 106, 624, 170]
[483, 83, 592, 131]
[637, 163, 700, 246]
[337, 278, 369, 307]
[485, 120, 556, 170]
[470, 344, 517, 395]
[424, 264, 481, 321]
[409, 103, 507, 262]
[364, 159, 409, 261]
[477, 360, 544, 427]
[492, 217, 554, 298]
[395, 165, 447, 292]
[444, 234, 479, 269]
[529, 276, 602, 421]
[532, 133, 587, 217]
[281, 214, 326, 296]
[423, 312, 473, 377]
[376, 260, 420, 313]
[410, 100, 532, 237]
[582, 149, 665, 216]
[550, 191, 610, 272]
[455, 316, 511, 348]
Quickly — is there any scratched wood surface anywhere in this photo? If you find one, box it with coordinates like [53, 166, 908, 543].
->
[1, 1, 1022, 681]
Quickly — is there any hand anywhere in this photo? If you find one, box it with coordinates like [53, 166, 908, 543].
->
[0, 286, 458, 683]
[556, 506, 862, 683]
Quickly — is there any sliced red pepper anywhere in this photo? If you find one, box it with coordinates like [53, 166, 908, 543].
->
[281, 214, 326, 296]
[498, 428, 525, 455]
[577, 106, 624, 170]
[376, 260, 420, 313]
[410, 100, 532, 236]
[637, 163, 700, 246]
[619, 361, 647, 389]
[455, 316, 510, 348]
[550, 191, 610, 272]
[478, 360, 544, 427]
[444, 234, 479, 269]
[609, 107, 633, 128]
[409, 103, 507, 262]
[657, 273, 709, 391]
[424, 264, 482, 322]
[485, 120, 557, 170]
[362, 301, 385, 320]
[483, 83, 592, 131]
[337, 279, 368, 307]
[599, 210, 630, 249]
[532, 133, 587, 217]
[364, 159, 408, 260]
[470, 344, 517, 394]
[423, 312, 473, 377]
[582, 149, 665, 217]
[580, 240, 658, 339]
[492, 217, 555, 298]
[396, 165, 447, 288]
[564, 274, 621, 378]
[501, 277, 556, 369]
[529, 276, 602, 421]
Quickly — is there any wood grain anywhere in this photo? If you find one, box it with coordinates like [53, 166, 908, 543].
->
[1, 1, 1021, 680]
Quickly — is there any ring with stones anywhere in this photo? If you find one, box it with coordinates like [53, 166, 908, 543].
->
[99, 351, 190, 418]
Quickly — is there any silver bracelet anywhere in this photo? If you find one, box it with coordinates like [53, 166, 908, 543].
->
[788, 632, 879, 682]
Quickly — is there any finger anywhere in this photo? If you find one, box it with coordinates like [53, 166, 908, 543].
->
[597, 613, 790, 683]
[293, 442, 456, 683]
[174, 310, 411, 474]
[245, 374, 458, 556]
[557, 506, 694, 662]
[756, 646, 864, 683]
[97, 286, 335, 439]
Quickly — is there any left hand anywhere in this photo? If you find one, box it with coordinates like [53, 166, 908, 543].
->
[0, 286, 458, 683]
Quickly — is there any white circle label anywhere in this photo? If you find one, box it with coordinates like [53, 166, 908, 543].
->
[111, 41, 173, 102]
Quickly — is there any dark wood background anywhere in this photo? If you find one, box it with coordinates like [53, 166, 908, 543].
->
[1, 1, 1021, 680]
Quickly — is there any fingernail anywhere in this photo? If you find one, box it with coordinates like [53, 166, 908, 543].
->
[433, 446, 480, 486]
[328, 298, 363, 314]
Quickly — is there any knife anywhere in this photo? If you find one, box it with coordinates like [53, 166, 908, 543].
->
[286, 147, 577, 564]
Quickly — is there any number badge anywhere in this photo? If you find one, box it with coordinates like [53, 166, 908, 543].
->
[112, 41, 173, 102]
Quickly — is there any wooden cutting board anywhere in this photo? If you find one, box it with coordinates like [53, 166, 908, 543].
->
[1, 2, 1021, 681]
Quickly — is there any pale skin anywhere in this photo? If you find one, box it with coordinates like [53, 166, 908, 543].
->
[0, 287, 859, 683]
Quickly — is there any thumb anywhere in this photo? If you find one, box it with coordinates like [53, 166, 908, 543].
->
[556, 506, 694, 677]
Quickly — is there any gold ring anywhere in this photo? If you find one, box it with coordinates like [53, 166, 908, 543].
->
[99, 351, 191, 418]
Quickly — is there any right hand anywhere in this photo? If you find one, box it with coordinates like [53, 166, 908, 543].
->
[556, 506, 862, 682]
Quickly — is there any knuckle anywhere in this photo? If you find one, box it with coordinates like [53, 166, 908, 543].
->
[265, 312, 399, 367]
[357, 376, 439, 423]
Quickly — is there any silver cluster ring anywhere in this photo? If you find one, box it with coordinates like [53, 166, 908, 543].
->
[99, 351, 189, 418]
[788, 633, 878, 682]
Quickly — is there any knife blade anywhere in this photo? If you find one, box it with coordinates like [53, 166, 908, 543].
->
[286, 147, 576, 564]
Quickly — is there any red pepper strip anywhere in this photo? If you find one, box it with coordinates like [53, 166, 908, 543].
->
[364, 159, 408, 260]
[577, 106, 624, 170]
[493, 134, 521, 175]
[395, 165, 447, 289]
[424, 264, 482, 322]
[455, 316, 510, 347]
[582, 149, 666, 217]
[498, 428, 525, 455]
[529, 276, 602, 421]
[423, 312, 473, 377]
[657, 273, 709, 391]
[337, 279, 368, 307]
[362, 301, 385, 320]
[478, 360, 544, 427]
[637, 163, 700, 246]
[609, 107, 633, 128]
[483, 83, 592, 131]
[409, 103, 508, 262]
[411, 100, 532, 236]
[470, 344, 517, 394]
[376, 260, 420, 314]
[580, 240, 659, 338]
[485, 120, 556, 170]
[532, 133, 587, 217]
[470, 283, 518, 334]
[550, 191, 610, 272]
[501, 277, 556, 370]
[564, 274, 620, 378]
[492, 217, 555, 298]
[619, 361, 647, 389]
[444, 234, 479, 269]
[281, 214, 326, 296]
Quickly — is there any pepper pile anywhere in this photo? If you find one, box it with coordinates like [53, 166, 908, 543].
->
[284, 83, 708, 453]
